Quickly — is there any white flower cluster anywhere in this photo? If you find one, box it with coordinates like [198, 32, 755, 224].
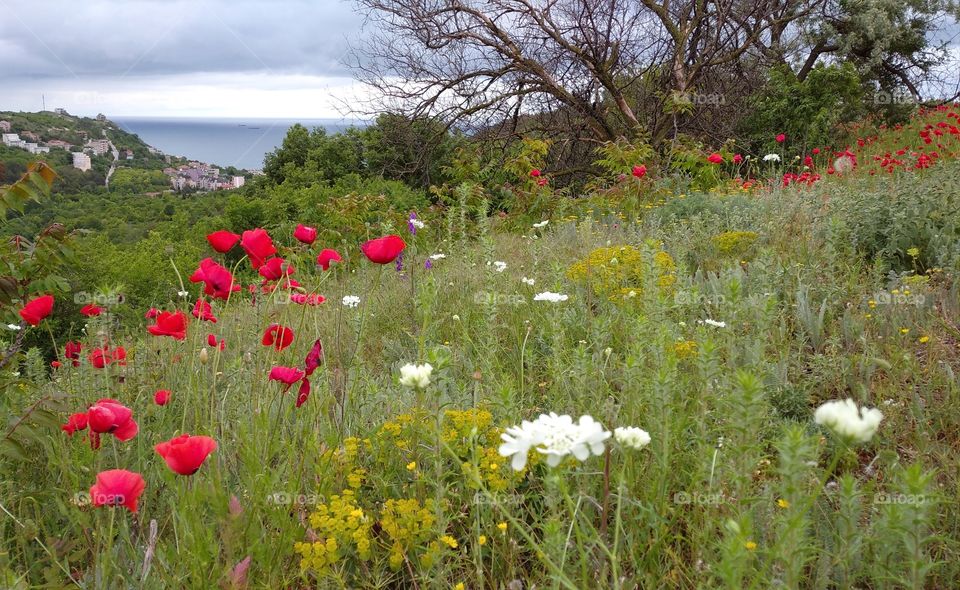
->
[490, 261, 507, 272]
[532, 220, 549, 229]
[521, 277, 536, 286]
[398, 363, 433, 389]
[763, 153, 781, 163]
[533, 291, 568, 302]
[342, 295, 361, 308]
[814, 399, 883, 443]
[498, 413, 611, 470]
[614, 426, 651, 450]
[429, 253, 447, 260]
[702, 318, 726, 328]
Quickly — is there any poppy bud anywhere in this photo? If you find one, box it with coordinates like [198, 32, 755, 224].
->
[199, 347, 209, 365]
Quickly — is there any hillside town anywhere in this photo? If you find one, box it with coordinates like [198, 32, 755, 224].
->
[1, 114, 249, 192]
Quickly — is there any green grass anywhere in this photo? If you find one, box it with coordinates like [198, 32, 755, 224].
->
[2, 150, 960, 588]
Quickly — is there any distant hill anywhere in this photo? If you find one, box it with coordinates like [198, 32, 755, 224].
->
[0, 110, 194, 193]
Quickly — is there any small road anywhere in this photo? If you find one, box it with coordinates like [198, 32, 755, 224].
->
[104, 132, 119, 188]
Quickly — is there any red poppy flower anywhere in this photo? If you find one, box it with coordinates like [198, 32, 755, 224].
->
[19, 294, 54, 326]
[631, 165, 646, 178]
[305, 338, 323, 375]
[145, 307, 159, 319]
[192, 298, 218, 323]
[733, 154, 743, 164]
[207, 230, 241, 253]
[191, 258, 239, 300]
[89, 346, 125, 368]
[87, 399, 138, 441]
[262, 324, 294, 351]
[154, 389, 171, 406]
[112, 346, 127, 366]
[80, 304, 104, 317]
[296, 378, 310, 407]
[61, 412, 88, 435]
[240, 228, 277, 269]
[316, 248, 343, 271]
[293, 224, 317, 244]
[776, 133, 786, 143]
[529, 169, 541, 177]
[360, 235, 406, 264]
[147, 311, 188, 340]
[707, 153, 723, 164]
[155, 434, 217, 475]
[258, 257, 295, 281]
[65, 341, 83, 366]
[812, 148, 820, 155]
[90, 469, 146, 513]
[51, 360, 62, 368]
[207, 334, 226, 350]
[537, 177, 548, 187]
[269, 366, 305, 391]
[290, 293, 325, 305]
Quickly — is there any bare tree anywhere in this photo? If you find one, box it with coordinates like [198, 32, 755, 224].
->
[349, 0, 958, 146]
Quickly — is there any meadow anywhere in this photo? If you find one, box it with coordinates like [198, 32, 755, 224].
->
[2, 106, 960, 589]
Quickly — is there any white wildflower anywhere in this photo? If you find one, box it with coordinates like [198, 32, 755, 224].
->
[814, 399, 883, 443]
[614, 426, 651, 450]
[6, 324, 21, 331]
[177, 290, 189, 298]
[533, 291, 568, 303]
[429, 253, 447, 260]
[763, 153, 781, 163]
[532, 220, 549, 229]
[498, 413, 611, 470]
[703, 319, 726, 328]
[398, 363, 433, 389]
[490, 261, 507, 272]
[521, 277, 535, 286]
[410, 219, 425, 229]
[342, 295, 361, 308]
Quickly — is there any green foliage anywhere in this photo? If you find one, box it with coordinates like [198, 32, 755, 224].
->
[262, 114, 461, 190]
[824, 158, 960, 272]
[109, 168, 169, 194]
[737, 64, 864, 154]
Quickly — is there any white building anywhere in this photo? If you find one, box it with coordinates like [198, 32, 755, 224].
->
[2, 133, 22, 147]
[85, 139, 111, 156]
[232, 176, 245, 188]
[25, 143, 49, 154]
[72, 152, 92, 172]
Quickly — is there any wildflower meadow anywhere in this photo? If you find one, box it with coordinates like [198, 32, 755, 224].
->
[2, 105, 960, 589]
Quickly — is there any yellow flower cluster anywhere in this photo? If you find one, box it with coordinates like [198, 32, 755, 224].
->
[381, 498, 436, 570]
[379, 411, 428, 451]
[295, 490, 371, 573]
[672, 340, 698, 359]
[711, 231, 758, 258]
[567, 243, 676, 302]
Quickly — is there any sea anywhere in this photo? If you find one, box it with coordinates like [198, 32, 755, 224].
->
[112, 117, 365, 171]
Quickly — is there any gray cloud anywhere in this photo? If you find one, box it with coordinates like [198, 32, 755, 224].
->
[0, 0, 362, 80]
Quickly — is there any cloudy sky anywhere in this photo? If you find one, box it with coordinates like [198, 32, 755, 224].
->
[1, 0, 369, 118]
